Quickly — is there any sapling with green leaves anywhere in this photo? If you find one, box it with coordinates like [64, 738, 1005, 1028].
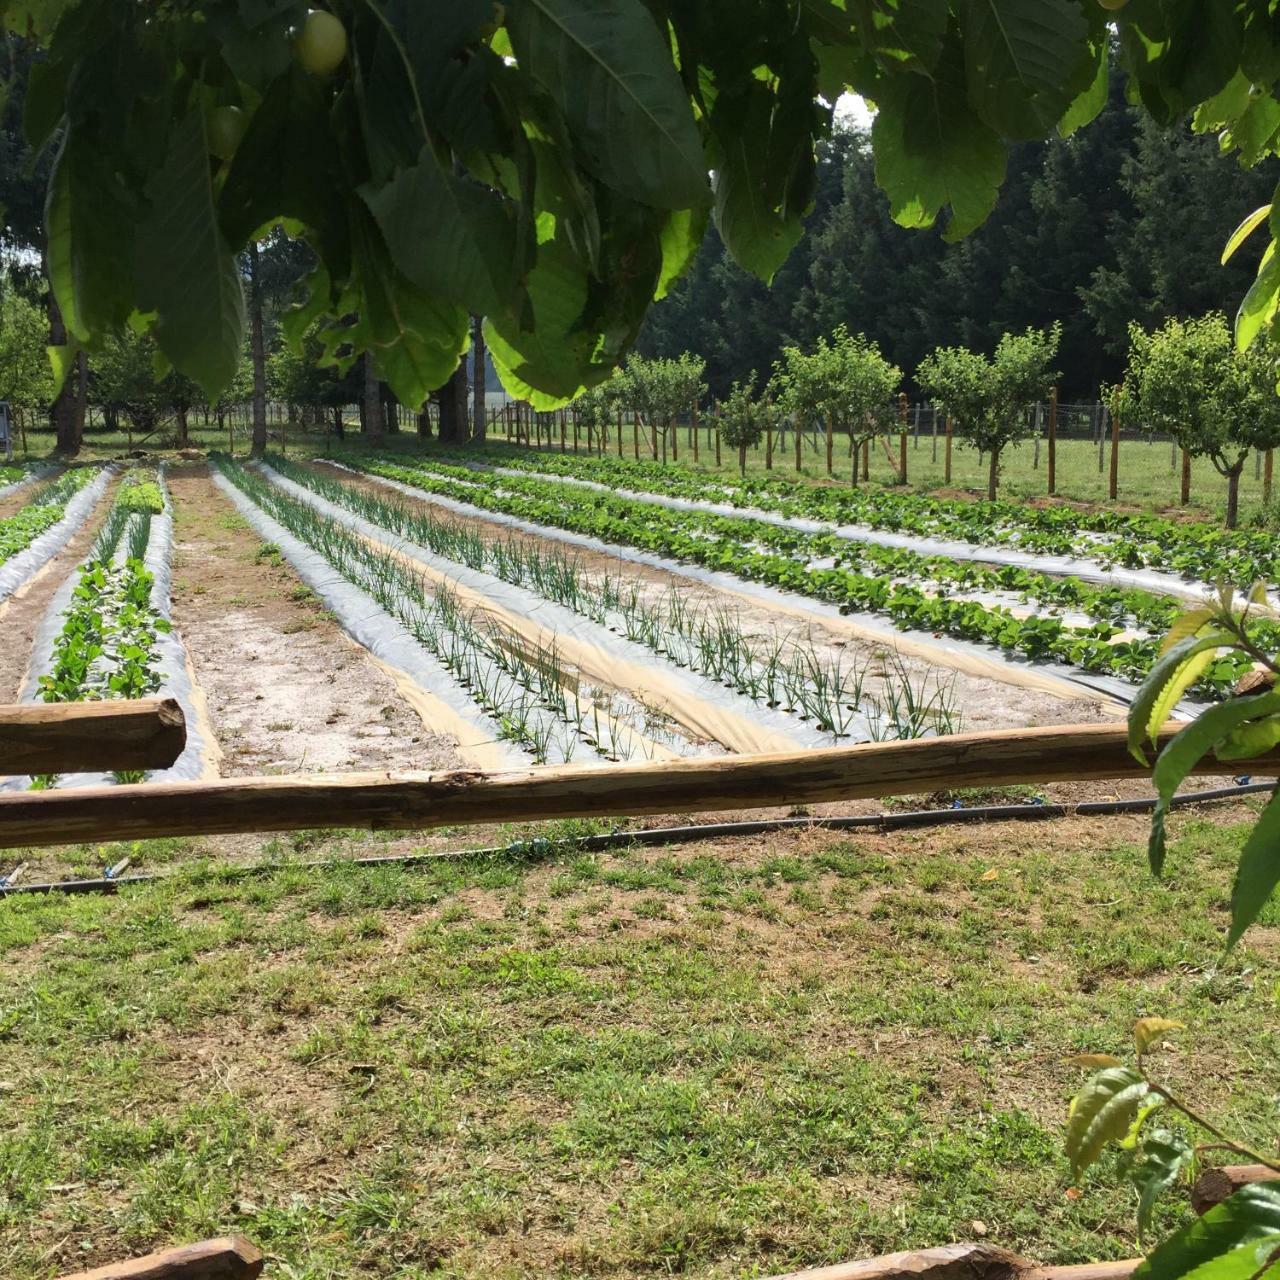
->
[918, 325, 1060, 500]
[718, 376, 766, 476]
[616, 353, 706, 464]
[772, 327, 901, 487]
[1121, 314, 1280, 528]
[1065, 581, 1280, 1277]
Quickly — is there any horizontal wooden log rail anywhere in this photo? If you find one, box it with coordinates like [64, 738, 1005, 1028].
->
[0, 698, 186, 776]
[762, 1243, 1140, 1280]
[1, 721, 1275, 850]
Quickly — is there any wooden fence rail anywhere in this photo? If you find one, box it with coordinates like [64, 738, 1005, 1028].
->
[2, 722, 1275, 851]
[0, 699, 186, 776]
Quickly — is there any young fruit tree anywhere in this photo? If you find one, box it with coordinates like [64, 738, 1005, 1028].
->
[917, 325, 1060, 500]
[718, 376, 767, 476]
[1122, 314, 1280, 528]
[616, 353, 706, 465]
[771, 327, 900, 486]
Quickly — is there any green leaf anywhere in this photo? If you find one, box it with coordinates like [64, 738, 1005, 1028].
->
[1236, 246, 1280, 353]
[1228, 787, 1280, 948]
[359, 146, 520, 316]
[655, 205, 707, 300]
[1148, 690, 1280, 875]
[1057, 37, 1108, 138]
[1128, 631, 1235, 765]
[711, 83, 808, 281]
[136, 107, 246, 401]
[507, 0, 709, 210]
[1135, 1186, 1280, 1280]
[1134, 1130, 1194, 1241]
[872, 43, 1007, 241]
[1065, 1066, 1150, 1181]
[960, 0, 1091, 140]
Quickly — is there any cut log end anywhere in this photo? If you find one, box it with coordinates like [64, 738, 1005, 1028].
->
[1191, 1164, 1280, 1215]
[56, 1234, 264, 1280]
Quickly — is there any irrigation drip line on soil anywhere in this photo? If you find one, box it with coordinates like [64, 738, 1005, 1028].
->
[4, 780, 1273, 897]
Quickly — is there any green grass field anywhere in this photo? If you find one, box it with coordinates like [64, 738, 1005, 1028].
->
[3, 805, 1278, 1279]
[17, 417, 1274, 525]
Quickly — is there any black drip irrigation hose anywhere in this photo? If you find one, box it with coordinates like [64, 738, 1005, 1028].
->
[2, 779, 1274, 898]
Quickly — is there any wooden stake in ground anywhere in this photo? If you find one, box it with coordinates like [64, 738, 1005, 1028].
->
[795, 415, 802, 472]
[692, 399, 699, 462]
[1109, 408, 1120, 501]
[1047, 387, 1057, 496]
[944, 416, 953, 484]
[861, 438, 870, 482]
[1181, 448, 1192, 504]
[55, 1235, 264, 1280]
[898, 393, 909, 483]
[1265, 448, 1274, 505]
[825, 412, 834, 476]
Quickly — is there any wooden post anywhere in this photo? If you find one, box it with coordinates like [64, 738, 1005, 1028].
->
[4, 722, 1275, 851]
[715, 413, 722, 467]
[692, 400, 699, 462]
[944, 416, 953, 484]
[795, 416, 802, 473]
[861, 438, 870, 482]
[671, 414, 678, 462]
[617, 409, 623, 457]
[1047, 387, 1057, 496]
[825, 413, 834, 476]
[1181, 448, 1192, 505]
[765, 416, 773, 470]
[1265, 448, 1274, 505]
[1109, 408, 1120, 501]
[633, 416, 640, 460]
[563, 410, 569, 453]
[0, 698, 186, 777]
[56, 1235, 265, 1280]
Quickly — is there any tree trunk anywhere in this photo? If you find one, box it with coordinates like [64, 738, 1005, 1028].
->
[437, 363, 469, 443]
[46, 278, 79, 457]
[1226, 462, 1243, 529]
[850, 437, 860, 488]
[987, 447, 1000, 501]
[362, 351, 384, 443]
[249, 241, 268, 458]
[739, 441, 747, 476]
[380, 382, 399, 434]
[332, 406, 344, 440]
[176, 405, 189, 446]
[472, 316, 487, 443]
[417, 407, 431, 439]
[74, 350, 88, 449]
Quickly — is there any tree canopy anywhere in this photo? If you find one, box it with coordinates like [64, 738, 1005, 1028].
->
[5, 1, 1280, 410]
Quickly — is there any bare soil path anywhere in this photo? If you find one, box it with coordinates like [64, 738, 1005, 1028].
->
[167, 465, 464, 778]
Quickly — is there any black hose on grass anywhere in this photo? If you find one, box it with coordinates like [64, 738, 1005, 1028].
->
[3, 780, 1274, 897]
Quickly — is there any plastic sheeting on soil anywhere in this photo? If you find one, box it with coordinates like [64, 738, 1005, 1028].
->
[0, 466, 112, 605]
[212, 469, 531, 772]
[473, 463, 1216, 603]
[335, 462, 1148, 709]
[145, 467, 221, 783]
[260, 464, 835, 753]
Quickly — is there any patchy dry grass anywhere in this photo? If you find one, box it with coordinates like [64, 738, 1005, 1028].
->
[2, 805, 1279, 1279]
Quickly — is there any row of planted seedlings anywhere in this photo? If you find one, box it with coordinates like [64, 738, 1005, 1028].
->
[0, 467, 98, 567]
[428, 442, 1280, 587]
[31, 472, 170, 787]
[270, 456, 961, 741]
[348, 455, 1267, 698]
[217, 457, 678, 765]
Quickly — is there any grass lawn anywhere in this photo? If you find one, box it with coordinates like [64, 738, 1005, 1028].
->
[3, 803, 1278, 1279]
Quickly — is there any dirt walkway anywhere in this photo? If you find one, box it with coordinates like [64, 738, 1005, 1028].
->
[167, 465, 464, 778]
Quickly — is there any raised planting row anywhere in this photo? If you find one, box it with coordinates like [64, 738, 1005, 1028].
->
[366, 456, 1189, 633]
[0, 468, 97, 566]
[34, 472, 170, 786]
[430, 444, 1280, 588]
[0, 463, 26, 487]
[268, 456, 962, 741]
[217, 457, 677, 765]
[351, 456, 1267, 699]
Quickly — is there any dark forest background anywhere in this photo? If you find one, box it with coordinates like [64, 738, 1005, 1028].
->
[638, 77, 1279, 400]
